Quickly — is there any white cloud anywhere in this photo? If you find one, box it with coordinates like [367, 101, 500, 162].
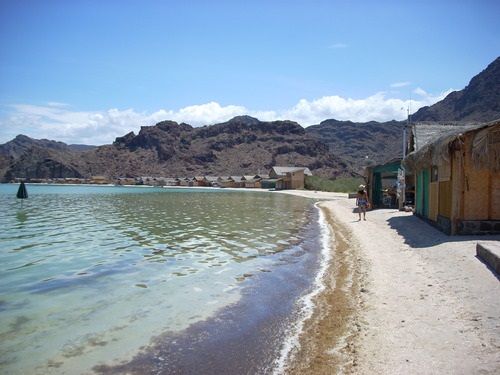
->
[0, 88, 454, 145]
[170, 102, 247, 125]
[413, 87, 428, 96]
[390, 81, 411, 88]
[47, 101, 70, 107]
[279, 89, 453, 124]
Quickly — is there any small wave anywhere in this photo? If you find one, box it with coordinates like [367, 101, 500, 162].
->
[272, 202, 333, 374]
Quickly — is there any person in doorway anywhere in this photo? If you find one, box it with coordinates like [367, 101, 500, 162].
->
[356, 185, 369, 221]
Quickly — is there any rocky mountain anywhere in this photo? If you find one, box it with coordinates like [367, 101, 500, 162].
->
[0, 134, 70, 159]
[0, 135, 88, 181]
[306, 57, 500, 171]
[3, 58, 498, 182]
[1, 116, 352, 181]
[412, 56, 500, 122]
[306, 120, 405, 173]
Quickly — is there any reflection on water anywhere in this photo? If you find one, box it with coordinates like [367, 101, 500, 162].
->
[16, 211, 28, 225]
[0, 185, 313, 374]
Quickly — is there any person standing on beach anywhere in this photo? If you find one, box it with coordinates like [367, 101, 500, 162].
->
[356, 184, 369, 221]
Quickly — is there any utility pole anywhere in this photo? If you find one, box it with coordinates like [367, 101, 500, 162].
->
[399, 107, 410, 211]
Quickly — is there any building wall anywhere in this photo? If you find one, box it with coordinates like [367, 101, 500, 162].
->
[438, 180, 452, 218]
[492, 172, 500, 218]
[411, 124, 500, 234]
[462, 134, 495, 221]
[290, 170, 305, 189]
[429, 182, 439, 221]
[244, 181, 261, 188]
[449, 132, 500, 233]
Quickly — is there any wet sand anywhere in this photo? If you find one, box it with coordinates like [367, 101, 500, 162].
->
[284, 202, 365, 374]
[278, 190, 500, 374]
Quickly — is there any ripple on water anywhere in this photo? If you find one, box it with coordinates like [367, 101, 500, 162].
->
[0, 185, 314, 374]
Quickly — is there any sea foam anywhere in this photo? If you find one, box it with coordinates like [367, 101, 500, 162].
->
[272, 202, 333, 374]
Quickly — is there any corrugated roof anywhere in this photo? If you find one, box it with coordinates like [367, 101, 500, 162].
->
[270, 166, 313, 176]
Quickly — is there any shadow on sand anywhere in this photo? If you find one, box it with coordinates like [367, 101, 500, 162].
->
[385, 213, 500, 249]
[387, 213, 500, 279]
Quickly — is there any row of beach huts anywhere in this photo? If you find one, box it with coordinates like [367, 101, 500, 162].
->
[365, 119, 499, 235]
[16, 166, 313, 191]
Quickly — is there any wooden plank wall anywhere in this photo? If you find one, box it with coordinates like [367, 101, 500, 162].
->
[491, 171, 500, 219]
[463, 135, 492, 220]
[438, 180, 452, 218]
[429, 182, 439, 221]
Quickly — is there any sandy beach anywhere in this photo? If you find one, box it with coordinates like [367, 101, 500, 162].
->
[278, 190, 500, 374]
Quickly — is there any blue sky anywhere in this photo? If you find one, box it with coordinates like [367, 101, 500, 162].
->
[0, 0, 499, 144]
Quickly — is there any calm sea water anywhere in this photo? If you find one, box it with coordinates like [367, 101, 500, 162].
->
[0, 184, 322, 374]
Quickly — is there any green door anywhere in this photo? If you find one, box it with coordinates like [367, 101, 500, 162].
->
[373, 172, 382, 207]
[416, 169, 430, 217]
[421, 169, 430, 217]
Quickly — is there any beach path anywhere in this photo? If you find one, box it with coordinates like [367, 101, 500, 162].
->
[318, 197, 500, 374]
[278, 191, 500, 374]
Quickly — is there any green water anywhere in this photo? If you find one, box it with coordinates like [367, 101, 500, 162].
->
[0, 184, 313, 374]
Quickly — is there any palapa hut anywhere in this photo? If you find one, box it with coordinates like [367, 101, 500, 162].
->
[179, 177, 193, 187]
[403, 120, 500, 234]
[365, 158, 402, 209]
[243, 175, 261, 188]
[192, 176, 208, 187]
[205, 176, 219, 187]
[230, 176, 245, 188]
[217, 176, 234, 188]
[269, 166, 312, 190]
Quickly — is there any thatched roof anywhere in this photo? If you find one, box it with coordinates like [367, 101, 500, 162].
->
[404, 120, 500, 172]
[408, 122, 477, 153]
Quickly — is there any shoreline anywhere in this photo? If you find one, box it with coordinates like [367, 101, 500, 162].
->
[5, 184, 498, 373]
[283, 200, 364, 374]
[278, 190, 500, 374]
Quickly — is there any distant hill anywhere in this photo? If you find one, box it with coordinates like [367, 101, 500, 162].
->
[0, 134, 70, 159]
[306, 120, 404, 173]
[68, 144, 97, 152]
[412, 56, 500, 122]
[2, 58, 499, 181]
[0, 135, 88, 181]
[0, 116, 352, 181]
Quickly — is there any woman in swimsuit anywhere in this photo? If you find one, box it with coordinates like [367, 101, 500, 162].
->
[356, 184, 369, 221]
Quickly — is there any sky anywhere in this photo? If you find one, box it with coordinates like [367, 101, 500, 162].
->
[0, 0, 499, 145]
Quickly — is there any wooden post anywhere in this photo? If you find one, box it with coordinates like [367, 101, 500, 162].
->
[488, 170, 492, 220]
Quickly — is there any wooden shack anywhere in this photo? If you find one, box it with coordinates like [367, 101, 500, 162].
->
[230, 176, 245, 188]
[365, 159, 402, 208]
[205, 176, 219, 187]
[192, 176, 208, 187]
[403, 120, 500, 234]
[269, 166, 312, 190]
[90, 175, 111, 184]
[217, 176, 234, 188]
[179, 177, 193, 187]
[164, 178, 180, 186]
[243, 175, 261, 188]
